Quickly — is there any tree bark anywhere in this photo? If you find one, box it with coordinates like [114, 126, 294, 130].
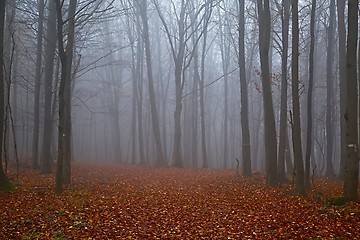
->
[305, 0, 316, 189]
[0, 0, 11, 190]
[257, 0, 278, 186]
[291, 0, 305, 195]
[343, 0, 359, 201]
[32, 0, 45, 170]
[276, 0, 290, 183]
[325, 0, 335, 177]
[239, 0, 251, 176]
[40, 0, 57, 174]
[138, 0, 165, 166]
[55, 0, 77, 193]
[337, 0, 346, 179]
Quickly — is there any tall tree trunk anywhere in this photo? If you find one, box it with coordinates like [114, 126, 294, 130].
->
[128, 18, 138, 165]
[0, 0, 11, 189]
[137, 39, 145, 165]
[32, 0, 45, 170]
[305, 0, 316, 189]
[257, 0, 278, 186]
[199, 2, 212, 168]
[55, 0, 77, 193]
[138, 0, 165, 166]
[40, 0, 57, 174]
[239, 0, 251, 176]
[276, 0, 290, 183]
[219, 16, 230, 168]
[199, 60, 208, 169]
[343, 0, 358, 201]
[291, 0, 305, 195]
[337, 0, 346, 179]
[325, 0, 335, 177]
[191, 43, 199, 168]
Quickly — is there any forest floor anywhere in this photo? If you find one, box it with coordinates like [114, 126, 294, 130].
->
[0, 163, 359, 239]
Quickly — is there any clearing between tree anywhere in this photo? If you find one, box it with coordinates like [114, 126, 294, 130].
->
[0, 163, 359, 239]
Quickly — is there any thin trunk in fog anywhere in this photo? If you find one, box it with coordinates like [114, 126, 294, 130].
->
[127, 16, 138, 164]
[275, 0, 290, 183]
[51, 59, 60, 162]
[291, 0, 305, 195]
[305, 0, 316, 189]
[32, 0, 45, 170]
[41, 0, 57, 174]
[55, 0, 77, 193]
[343, 0, 358, 201]
[239, 0, 251, 176]
[257, 0, 278, 186]
[190, 3, 199, 168]
[104, 22, 122, 164]
[337, 0, 346, 179]
[191, 42, 199, 168]
[219, 15, 230, 168]
[199, 2, 213, 169]
[155, 13, 169, 166]
[325, 0, 335, 177]
[137, 0, 165, 166]
[136, 35, 145, 165]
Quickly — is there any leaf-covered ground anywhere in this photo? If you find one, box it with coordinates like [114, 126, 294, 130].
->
[0, 163, 359, 239]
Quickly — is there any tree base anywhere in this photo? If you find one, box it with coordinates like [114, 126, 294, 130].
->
[0, 172, 15, 192]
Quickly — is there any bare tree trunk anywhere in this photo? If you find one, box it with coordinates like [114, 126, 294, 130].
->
[41, 0, 57, 174]
[325, 0, 335, 177]
[128, 18, 138, 165]
[337, 0, 346, 179]
[199, 2, 213, 169]
[0, 0, 12, 189]
[55, 0, 77, 193]
[291, 0, 305, 195]
[137, 0, 165, 166]
[239, 0, 251, 176]
[276, 0, 290, 183]
[137, 39, 145, 165]
[305, 0, 316, 189]
[257, 0, 278, 186]
[343, 0, 358, 201]
[32, 0, 45, 170]
[191, 49, 199, 168]
[219, 14, 230, 168]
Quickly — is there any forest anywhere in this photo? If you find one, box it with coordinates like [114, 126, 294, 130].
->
[0, 0, 359, 238]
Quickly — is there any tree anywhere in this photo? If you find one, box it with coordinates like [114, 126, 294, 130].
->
[55, 0, 77, 193]
[40, 0, 57, 174]
[256, 0, 278, 186]
[325, 0, 336, 177]
[305, 0, 316, 189]
[274, 0, 290, 183]
[343, 0, 358, 201]
[219, 5, 230, 168]
[336, 0, 346, 179]
[155, 0, 213, 167]
[198, 1, 213, 169]
[154, 0, 187, 167]
[0, 0, 14, 191]
[32, 0, 45, 170]
[238, 0, 251, 176]
[136, 0, 165, 166]
[291, 0, 305, 195]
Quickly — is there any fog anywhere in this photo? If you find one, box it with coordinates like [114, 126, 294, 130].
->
[2, 0, 349, 176]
